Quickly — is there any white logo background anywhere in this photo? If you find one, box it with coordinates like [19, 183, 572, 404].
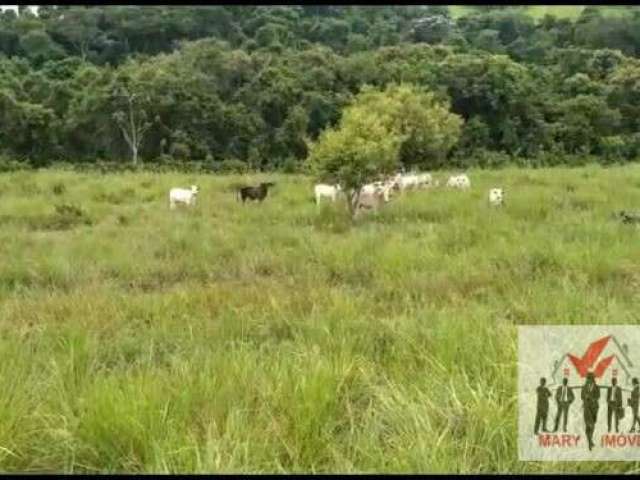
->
[519, 325, 640, 461]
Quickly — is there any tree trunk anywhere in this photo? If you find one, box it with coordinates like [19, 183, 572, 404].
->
[348, 188, 360, 220]
[128, 94, 138, 165]
[76, 41, 88, 62]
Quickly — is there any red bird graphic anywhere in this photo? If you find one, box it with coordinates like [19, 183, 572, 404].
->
[568, 335, 614, 378]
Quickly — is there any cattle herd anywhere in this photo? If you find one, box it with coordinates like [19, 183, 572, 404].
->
[313, 172, 506, 214]
[168, 171, 507, 211]
[164, 168, 640, 230]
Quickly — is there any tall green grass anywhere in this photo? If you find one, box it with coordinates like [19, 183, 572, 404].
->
[1, 165, 640, 472]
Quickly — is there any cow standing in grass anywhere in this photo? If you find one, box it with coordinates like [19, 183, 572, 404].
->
[237, 182, 276, 203]
[447, 174, 471, 189]
[397, 173, 419, 192]
[169, 185, 199, 209]
[489, 188, 505, 206]
[314, 184, 342, 205]
[353, 179, 397, 217]
[416, 173, 434, 189]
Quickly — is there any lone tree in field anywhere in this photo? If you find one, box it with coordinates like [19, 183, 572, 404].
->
[112, 84, 152, 166]
[309, 110, 404, 217]
[307, 83, 463, 217]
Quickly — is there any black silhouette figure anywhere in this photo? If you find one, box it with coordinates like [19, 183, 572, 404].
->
[581, 372, 600, 451]
[629, 378, 640, 433]
[607, 377, 624, 433]
[534, 377, 552, 435]
[553, 377, 575, 433]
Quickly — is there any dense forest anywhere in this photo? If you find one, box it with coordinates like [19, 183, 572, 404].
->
[1, 5, 640, 171]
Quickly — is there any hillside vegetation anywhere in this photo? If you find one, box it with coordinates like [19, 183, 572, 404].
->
[1, 6, 640, 169]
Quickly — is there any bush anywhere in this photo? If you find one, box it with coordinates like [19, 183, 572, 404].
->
[600, 134, 640, 162]
[51, 182, 66, 196]
[459, 149, 513, 169]
[151, 155, 212, 174]
[0, 156, 30, 173]
[50, 161, 77, 172]
[169, 142, 191, 160]
[522, 152, 600, 168]
[67, 160, 144, 174]
[280, 157, 300, 174]
[214, 159, 249, 174]
[520, 151, 565, 168]
[34, 203, 93, 231]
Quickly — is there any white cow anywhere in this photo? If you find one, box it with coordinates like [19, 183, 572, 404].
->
[361, 182, 380, 194]
[361, 175, 398, 203]
[315, 184, 342, 205]
[354, 188, 387, 217]
[489, 188, 504, 206]
[169, 185, 199, 209]
[385, 174, 402, 195]
[398, 173, 419, 192]
[416, 173, 433, 189]
[446, 174, 471, 190]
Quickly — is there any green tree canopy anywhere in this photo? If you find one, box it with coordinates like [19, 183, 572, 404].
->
[308, 83, 462, 215]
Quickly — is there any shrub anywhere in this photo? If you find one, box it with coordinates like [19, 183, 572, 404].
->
[600, 134, 640, 162]
[599, 136, 626, 163]
[51, 182, 66, 196]
[215, 159, 249, 174]
[169, 142, 191, 160]
[461, 149, 513, 169]
[41, 204, 93, 230]
[0, 156, 30, 173]
[152, 155, 212, 174]
[280, 157, 300, 174]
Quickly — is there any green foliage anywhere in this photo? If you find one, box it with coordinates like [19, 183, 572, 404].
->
[215, 158, 249, 174]
[308, 83, 461, 216]
[459, 148, 513, 169]
[554, 95, 621, 154]
[307, 99, 403, 193]
[1, 6, 640, 168]
[608, 62, 640, 132]
[410, 14, 455, 44]
[353, 83, 463, 170]
[0, 155, 30, 172]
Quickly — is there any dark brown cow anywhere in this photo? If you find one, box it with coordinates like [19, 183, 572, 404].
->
[237, 182, 276, 203]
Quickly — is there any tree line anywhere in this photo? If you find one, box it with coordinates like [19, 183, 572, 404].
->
[1, 6, 640, 171]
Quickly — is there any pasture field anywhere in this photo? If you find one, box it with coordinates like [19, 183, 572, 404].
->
[2, 165, 640, 473]
[448, 5, 636, 20]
